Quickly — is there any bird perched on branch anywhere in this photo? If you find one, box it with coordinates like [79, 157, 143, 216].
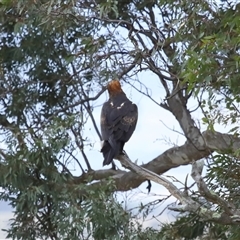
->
[100, 80, 138, 166]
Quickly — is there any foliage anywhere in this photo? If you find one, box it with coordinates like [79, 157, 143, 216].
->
[158, 213, 230, 240]
[2, 178, 161, 239]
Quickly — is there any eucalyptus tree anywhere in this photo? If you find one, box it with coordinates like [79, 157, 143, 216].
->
[1, 0, 240, 239]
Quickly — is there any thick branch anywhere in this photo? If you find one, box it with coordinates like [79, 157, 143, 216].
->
[167, 91, 205, 151]
[69, 130, 240, 194]
[87, 130, 240, 192]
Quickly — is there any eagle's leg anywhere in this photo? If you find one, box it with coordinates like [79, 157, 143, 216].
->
[111, 161, 116, 170]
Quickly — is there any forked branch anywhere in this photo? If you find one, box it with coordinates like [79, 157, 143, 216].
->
[117, 154, 240, 225]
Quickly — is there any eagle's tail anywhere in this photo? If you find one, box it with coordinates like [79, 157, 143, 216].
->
[101, 141, 116, 166]
[101, 140, 123, 166]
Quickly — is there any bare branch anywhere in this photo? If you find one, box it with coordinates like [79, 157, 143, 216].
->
[117, 153, 189, 203]
[117, 153, 240, 225]
[96, 130, 240, 192]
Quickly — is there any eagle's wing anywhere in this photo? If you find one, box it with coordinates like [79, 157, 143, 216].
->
[100, 101, 112, 141]
[101, 98, 138, 143]
[112, 102, 138, 142]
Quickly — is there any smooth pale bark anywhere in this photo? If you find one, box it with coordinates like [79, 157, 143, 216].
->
[73, 130, 240, 192]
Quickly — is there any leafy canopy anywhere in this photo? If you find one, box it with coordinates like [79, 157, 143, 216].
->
[1, 0, 240, 239]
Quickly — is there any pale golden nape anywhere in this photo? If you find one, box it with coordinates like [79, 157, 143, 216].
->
[107, 80, 123, 96]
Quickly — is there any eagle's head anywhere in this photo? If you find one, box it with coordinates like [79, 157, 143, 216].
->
[107, 80, 123, 96]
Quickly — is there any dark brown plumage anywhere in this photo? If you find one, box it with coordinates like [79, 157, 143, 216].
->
[100, 80, 138, 166]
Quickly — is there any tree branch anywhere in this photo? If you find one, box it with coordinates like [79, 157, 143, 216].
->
[72, 130, 240, 192]
[116, 150, 240, 225]
[191, 160, 240, 217]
